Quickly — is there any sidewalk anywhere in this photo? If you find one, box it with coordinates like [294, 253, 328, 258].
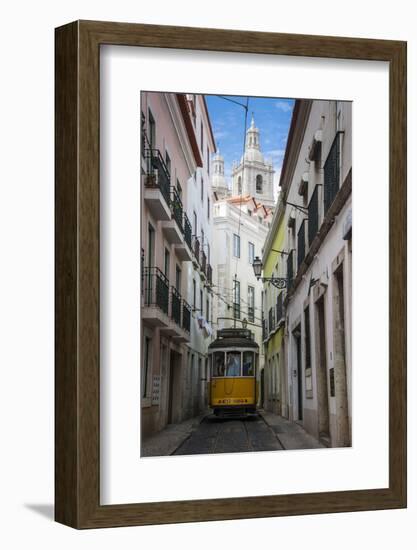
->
[141, 414, 206, 457]
[259, 410, 325, 450]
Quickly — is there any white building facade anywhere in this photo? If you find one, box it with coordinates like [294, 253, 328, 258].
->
[262, 99, 352, 447]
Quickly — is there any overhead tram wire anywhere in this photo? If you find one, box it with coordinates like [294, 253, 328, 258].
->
[214, 95, 249, 329]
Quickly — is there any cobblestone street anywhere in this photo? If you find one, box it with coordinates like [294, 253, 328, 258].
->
[142, 411, 324, 457]
[174, 414, 283, 455]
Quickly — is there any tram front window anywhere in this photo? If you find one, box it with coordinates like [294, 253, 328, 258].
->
[212, 351, 225, 377]
[242, 351, 255, 376]
[225, 352, 241, 377]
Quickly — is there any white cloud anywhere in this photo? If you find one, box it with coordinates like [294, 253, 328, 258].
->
[275, 100, 293, 113]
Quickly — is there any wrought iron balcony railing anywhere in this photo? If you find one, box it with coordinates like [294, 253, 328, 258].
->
[308, 184, 319, 247]
[170, 187, 183, 232]
[170, 286, 182, 326]
[193, 236, 201, 265]
[200, 250, 207, 275]
[183, 213, 192, 249]
[143, 267, 169, 315]
[182, 300, 191, 332]
[144, 148, 171, 206]
[206, 264, 213, 285]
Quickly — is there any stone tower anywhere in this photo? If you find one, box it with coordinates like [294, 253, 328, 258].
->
[211, 149, 229, 198]
[231, 115, 275, 208]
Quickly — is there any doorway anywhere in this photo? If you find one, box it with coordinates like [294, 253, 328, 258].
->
[168, 350, 181, 424]
[316, 296, 330, 443]
[293, 325, 303, 421]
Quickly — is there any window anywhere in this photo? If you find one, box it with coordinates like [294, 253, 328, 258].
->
[248, 286, 255, 322]
[256, 174, 263, 193]
[200, 289, 203, 313]
[201, 228, 205, 247]
[142, 336, 151, 398]
[207, 146, 210, 175]
[148, 108, 155, 149]
[165, 151, 171, 177]
[237, 176, 242, 195]
[248, 241, 255, 264]
[176, 179, 182, 199]
[242, 351, 255, 376]
[141, 111, 146, 156]
[225, 352, 241, 377]
[193, 211, 197, 235]
[200, 121, 204, 151]
[201, 173, 204, 202]
[212, 351, 225, 377]
[206, 297, 210, 321]
[207, 197, 210, 220]
[207, 243, 210, 264]
[164, 248, 170, 278]
[324, 133, 341, 213]
[233, 280, 240, 319]
[233, 234, 240, 258]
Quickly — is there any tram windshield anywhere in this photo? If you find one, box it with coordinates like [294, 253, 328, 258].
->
[242, 351, 255, 376]
[212, 351, 225, 377]
[225, 352, 241, 377]
[211, 350, 257, 377]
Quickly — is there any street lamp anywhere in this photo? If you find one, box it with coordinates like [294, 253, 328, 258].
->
[252, 256, 287, 289]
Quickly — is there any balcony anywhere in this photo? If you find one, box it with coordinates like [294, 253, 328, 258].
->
[206, 264, 213, 286]
[161, 187, 184, 244]
[174, 212, 193, 262]
[192, 236, 201, 268]
[143, 149, 171, 221]
[159, 287, 190, 343]
[200, 250, 207, 279]
[182, 300, 191, 333]
[142, 267, 170, 327]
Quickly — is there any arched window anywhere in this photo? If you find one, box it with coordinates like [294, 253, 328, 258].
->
[256, 174, 263, 193]
[237, 176, 242, 195]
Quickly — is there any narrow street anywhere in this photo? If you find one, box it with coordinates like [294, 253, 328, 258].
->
[174, 414, 282, 455]
[142, 411, 324, 457]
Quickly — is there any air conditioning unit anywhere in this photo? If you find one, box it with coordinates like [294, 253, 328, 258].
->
[298, 171, 309, 196]
[308, 130, 323, 161]
[287, 211, 296, 228]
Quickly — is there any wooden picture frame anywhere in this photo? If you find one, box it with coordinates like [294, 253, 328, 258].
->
[55, 20, 407, 528]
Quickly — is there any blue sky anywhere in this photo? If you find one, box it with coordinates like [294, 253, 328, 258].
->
[205, 95, 295, 193]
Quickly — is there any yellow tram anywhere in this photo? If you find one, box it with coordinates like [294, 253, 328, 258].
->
[208, 328, 259, 417]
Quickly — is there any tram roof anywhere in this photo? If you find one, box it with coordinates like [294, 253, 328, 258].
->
[208, 328, 259, 350]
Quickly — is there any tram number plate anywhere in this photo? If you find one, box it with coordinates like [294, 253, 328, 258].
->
[216, 398, 249, 405]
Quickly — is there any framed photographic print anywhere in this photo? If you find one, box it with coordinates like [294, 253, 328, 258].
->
[55, 20, 406, 528]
